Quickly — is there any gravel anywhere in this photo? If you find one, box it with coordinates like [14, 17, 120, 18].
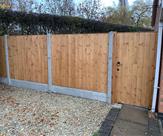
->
[0, 84, 111, 136]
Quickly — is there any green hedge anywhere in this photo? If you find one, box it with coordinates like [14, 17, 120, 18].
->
[0, 9, 152, 35]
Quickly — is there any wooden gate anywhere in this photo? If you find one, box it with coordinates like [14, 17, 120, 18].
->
[112, 32, 157, 108]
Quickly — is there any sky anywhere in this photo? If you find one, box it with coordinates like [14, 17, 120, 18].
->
[37, 0, 140, 8]
[37, 0, 153, 7]
[101, 0, 136, 7]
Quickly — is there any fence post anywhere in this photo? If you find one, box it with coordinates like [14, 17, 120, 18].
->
[47, 33, 52, 91]
[4, 35, 11, 85]
[107, 32, 114, 103]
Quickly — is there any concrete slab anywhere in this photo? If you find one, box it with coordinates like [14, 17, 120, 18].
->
[111, 105, 149, 136]
[111, 119, 148, 136]
[109, 105, 161, 136]
[148, 117, 161, 136]
[118, 105, 148, 126]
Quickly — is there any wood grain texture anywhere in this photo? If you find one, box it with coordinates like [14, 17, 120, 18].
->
[51, 34, 108, 93]
[8, 35, 48, 83]
[0, 36, 6, 77]
[0, 33, 157, 108]
[112, 32, 157, 108]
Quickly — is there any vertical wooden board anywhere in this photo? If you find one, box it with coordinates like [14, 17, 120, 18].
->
[8, 35, 48, 83]
[83, 34, 88, 89]
[20, 36, 25, 80]
[134, 33, 142, 106]
[18, 36, 23, 80]
[127, 33, 134, 104]
[112, 33, 118, 103]
[114, 33, 123, 103]
[126, 33, 135, 105]
[141, 33, 150, 107]
[118, 34, 123, 103]
[79, 34, 85, 89]
[147, 32, 155, 107]
[122, 33, 129, 104]
[60, 35, 68, 86]
[132, 33, 139, 105]
[8, 36, 20, 79]
[68, 35, 76, 87]
[112, 32, 157, 108]
[37, 35, 48, 83]
[8, 36, 14, 79]
[147, 33, 153, 107]
[41, 35, 47, 83]
[96, 34, 108, 93]
[92, 34, 98, 91]
[0, 36, 6, 77]
[140, 33, 146, 107]
[75, 34, 82, 89]
[27, 36, 33, 81]
[23, 36, 28, 81]
[52, 33, 108, 92]
[148, 32, 157, 107]
[35, 36, 39, 82]
[31, 36, 37, 82]
[80, 34, 85, 89]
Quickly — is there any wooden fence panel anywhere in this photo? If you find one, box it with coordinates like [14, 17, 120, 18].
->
[0, 36, 6, 77]
[8, 35, 48, 83]
[51, 34, 108, 93]
[112, 32, 157, 108]
[0, 32, 158, 107]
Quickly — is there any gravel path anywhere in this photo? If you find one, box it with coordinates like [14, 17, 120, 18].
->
[0, 84, 111, 136]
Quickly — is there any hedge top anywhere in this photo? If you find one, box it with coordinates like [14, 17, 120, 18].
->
[0, 9, 152, 35]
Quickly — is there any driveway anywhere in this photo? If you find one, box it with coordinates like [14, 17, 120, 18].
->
[0, 84, 111, 136]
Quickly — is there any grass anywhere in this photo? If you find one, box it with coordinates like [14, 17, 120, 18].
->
[92, 131, 100, 136]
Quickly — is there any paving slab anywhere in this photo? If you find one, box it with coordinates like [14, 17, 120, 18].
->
[148, 116, 161, 136]
[111, 119, 148, 136]
[118, 105, 148, 126]
[111, 105, 149, 136]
